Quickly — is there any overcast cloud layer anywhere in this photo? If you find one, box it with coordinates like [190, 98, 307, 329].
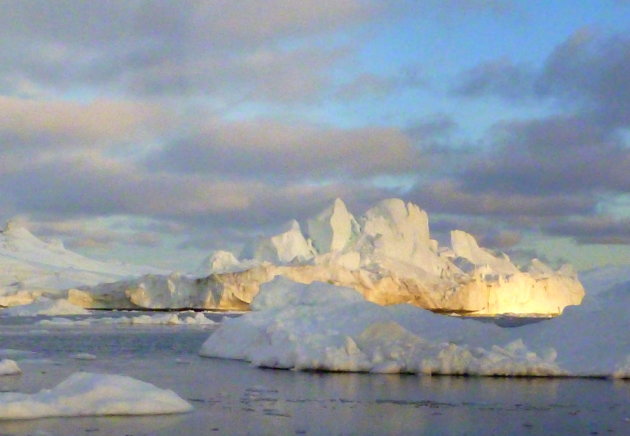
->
[1, 0, 628, 270]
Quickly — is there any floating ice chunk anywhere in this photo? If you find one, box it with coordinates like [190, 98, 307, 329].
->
[613, 355, 630, 378]
[71, 353, 97, 360]
[200, 279, 565, 376]
[37, 312, 216, 327]
[0, 372, 192, 420]
[0, 359, 21, 376]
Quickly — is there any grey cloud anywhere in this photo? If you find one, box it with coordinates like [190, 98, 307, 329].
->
[0, 1, 376, 48]
[453, 30, 630, 127]
[438, 0, 513, 12]
[147, 119, 419, 181]
[1, 151, 394, 235]
[0, 1, 378, 101]
[461, 116, 630, 196]
[2, 155, 253, 218]
[453, 58, 536, 100]
[546, 217, 630, 245]
[406, 114, 458, 140]
[536, 30, 630, 126]
[478, 230, 522, 249]
[336, 67, 427, 100]
[0, 96, 165, 151]
[410, 180, 595, 217]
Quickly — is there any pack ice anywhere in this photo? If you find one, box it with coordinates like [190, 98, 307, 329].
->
[48, 198, 583, 315]
[2, 199, 585, 315]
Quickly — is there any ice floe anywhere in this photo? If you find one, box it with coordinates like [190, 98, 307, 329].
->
[0, 372, 192, 420]
[37, 312, 216, 327]
[199, 277, 628, 377]
[0, 359, 21, 376]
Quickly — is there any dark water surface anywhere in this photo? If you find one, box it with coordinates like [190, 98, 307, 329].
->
[0, 313, 629, 435]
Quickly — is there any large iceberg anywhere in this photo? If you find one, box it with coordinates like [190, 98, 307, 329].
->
[67, 198, 583, 315]
[199, 276, 628, 377]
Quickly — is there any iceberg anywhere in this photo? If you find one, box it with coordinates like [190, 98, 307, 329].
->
[73, 198, 583, 315]
[2, 198, 586, 316]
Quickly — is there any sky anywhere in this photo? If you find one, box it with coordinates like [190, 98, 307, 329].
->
[1, 0, 629, 271]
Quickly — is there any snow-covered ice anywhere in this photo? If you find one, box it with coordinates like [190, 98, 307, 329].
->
[0, 372, 193, 420]
[200, 276, 628, 377]
[0, 359, 21, 376]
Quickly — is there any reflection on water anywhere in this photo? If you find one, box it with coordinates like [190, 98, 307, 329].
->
[0, 314, 628, 435]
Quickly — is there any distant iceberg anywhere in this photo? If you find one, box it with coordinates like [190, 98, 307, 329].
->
[2, 198, 585, 315]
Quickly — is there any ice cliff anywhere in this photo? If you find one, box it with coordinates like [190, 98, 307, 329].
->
[58, 198, 585, 315]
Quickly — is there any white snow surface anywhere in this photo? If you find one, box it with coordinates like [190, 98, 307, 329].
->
[2, 297, 90, 316]
[0, 372, 193, 420]
[200, 277, 629, 377]
[0, 359, 21, 376]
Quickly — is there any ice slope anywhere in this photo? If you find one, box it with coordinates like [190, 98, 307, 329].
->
[199, 277, 629, 377]
[0, 221, 165, 306]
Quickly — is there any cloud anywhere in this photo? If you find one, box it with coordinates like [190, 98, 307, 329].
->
[545, 217, 630, 245]
[461, 115, 630, 196]
[478, 230, 522, 249]
[0, 96, 164, 151]
[1, 154, 252, 218]
[147, 119, 419, 181]
[0, 1, 379, 102]
[410, 180, 595, 217]
[536, 29, 630, 126]
[336, 68, 427, 100]
[1, 150, 395, 234]
[452, 58, 536, 100]
[406, 114, 458, 140]
[453, 29, 630, 127]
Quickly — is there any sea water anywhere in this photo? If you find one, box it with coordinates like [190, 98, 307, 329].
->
[1, 312, 628, 435]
